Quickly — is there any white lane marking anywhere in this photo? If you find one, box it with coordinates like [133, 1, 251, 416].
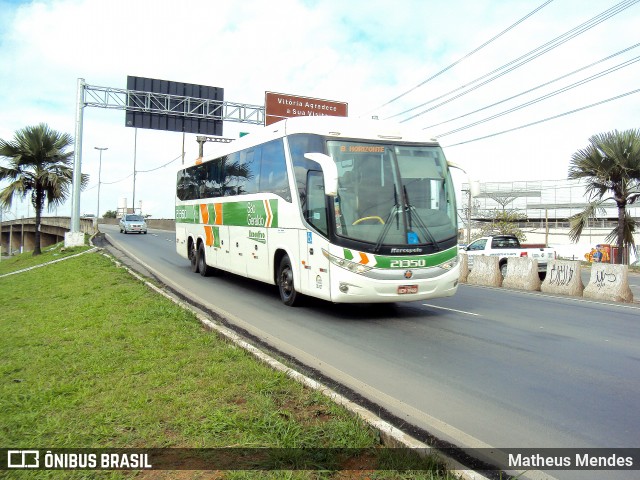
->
[423, 303, 480, 316]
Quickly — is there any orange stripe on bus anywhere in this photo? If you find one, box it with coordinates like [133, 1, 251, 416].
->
[359, 252, 369, 264]
[204, 226, 214, 246]
[264, 200, 273, 227]
[200, 204, 209, 224]
[214, 203, 223, 225]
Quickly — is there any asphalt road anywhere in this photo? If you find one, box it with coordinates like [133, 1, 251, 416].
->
[101, 224, 640, 479]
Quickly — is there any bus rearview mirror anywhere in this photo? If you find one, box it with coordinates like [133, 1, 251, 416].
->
[304, 153, 338, 197]
[447, 161, 481, 197]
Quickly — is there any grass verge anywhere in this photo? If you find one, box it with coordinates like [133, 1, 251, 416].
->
[0, 250, 453, 479]
[0, 240, 91, 276]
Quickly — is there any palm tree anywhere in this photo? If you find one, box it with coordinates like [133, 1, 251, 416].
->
[0, 123, 87, 255]
[568, 128, 640, 264]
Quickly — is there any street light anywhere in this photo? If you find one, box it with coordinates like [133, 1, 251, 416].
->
[94, 147, 108, 222]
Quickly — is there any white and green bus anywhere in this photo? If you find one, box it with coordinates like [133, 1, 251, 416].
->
[176, 116, 461, 306]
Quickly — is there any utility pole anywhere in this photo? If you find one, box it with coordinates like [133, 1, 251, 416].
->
[94, 147, 108, 223]
[545, 208, 549, 246]
[132, 128, 137, 214]
[467, 189, 472, 244]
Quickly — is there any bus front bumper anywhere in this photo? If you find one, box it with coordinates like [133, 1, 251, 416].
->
[328, 265, 460, 303]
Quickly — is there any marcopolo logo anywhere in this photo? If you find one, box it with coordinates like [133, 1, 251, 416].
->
[7, 450, 39, 469]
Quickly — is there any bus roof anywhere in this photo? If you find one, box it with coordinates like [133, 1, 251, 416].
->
[282, 116, 438, 143]
[190, 116, 440, 168]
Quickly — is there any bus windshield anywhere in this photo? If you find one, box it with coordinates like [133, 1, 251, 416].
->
[326, 141, 456, 250]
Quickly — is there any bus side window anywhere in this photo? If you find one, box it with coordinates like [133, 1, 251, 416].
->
[260, 140, 291, 201]
[222, 152, 241, 196]
[306, 170, 328, 236]
[239, 148, 260, 195]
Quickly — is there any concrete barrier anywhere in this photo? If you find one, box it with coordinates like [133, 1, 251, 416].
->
[502, 257, 541, 291]
[541, 259, 584, 296]
[458, 253, 469, 283]
[467, 255, 502, 287]
[584, 264, 634, 303]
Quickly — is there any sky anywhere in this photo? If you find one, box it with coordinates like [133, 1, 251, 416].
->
[0, 0, 638, 219]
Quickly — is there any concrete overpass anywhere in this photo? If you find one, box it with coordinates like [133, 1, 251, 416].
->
[1, 217, 176, 255]
[0, 217, 97, 255]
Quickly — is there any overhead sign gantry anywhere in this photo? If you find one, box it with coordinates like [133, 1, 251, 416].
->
[66, 77, 265, 245]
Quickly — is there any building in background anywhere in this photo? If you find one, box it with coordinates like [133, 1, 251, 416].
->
[460, 179, 640, 262]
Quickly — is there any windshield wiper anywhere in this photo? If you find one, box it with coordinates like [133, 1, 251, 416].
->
[403, 185, 441, 250]
[373, 186, 401, 253]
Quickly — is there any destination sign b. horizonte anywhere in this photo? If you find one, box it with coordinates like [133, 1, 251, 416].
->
[265, 91, 347, 126]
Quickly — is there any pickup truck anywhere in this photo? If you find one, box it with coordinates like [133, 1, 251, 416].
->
[462, 235, 555, 277]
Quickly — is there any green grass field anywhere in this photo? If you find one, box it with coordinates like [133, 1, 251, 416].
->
[0, 248, 452, 479]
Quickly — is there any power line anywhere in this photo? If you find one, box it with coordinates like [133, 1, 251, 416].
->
[388, 0, 639, 122]
[435, 54, 640, 137]
[136, 154, 182, 173]
[441, 88, 640, 148]
[85, 153, 183, 190]
[367, 0, 554, 115]
[424, 43, 640, 130]
[97, 173, 133, 186]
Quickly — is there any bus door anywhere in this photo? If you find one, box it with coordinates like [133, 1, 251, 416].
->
[228, 225, 246, 276]
[216, 225, 231, 272]
[301, 170, 331, 300]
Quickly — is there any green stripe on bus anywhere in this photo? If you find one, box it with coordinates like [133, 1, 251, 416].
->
[223, 200, 278, 228]
[175, 205, 200, 224]
[176, 200, 278, 228]
[373, 246, 457, 268]
[339, 245, 457, 268]
[213, 226, 221, 248]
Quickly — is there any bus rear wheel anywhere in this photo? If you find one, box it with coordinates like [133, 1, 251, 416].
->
[190, 242, 199, 273]
[278, 254, 300, 306]
[198, 243, 214, 277]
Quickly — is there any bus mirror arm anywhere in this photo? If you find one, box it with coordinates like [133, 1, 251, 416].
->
[447, 161, 480, 197]
[304, 153, 338, 197]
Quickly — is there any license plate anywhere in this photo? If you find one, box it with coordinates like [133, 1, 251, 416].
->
[398, 285, 418, 294]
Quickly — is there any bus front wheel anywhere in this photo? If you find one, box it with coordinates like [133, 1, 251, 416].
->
[278, 255, 300, 306]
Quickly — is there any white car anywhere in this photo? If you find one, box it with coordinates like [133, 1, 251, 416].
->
[463, 235, 555, 277]
[119, 214, 147, 234]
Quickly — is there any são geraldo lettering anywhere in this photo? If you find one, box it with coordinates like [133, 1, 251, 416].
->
[246, 202, 265, 226]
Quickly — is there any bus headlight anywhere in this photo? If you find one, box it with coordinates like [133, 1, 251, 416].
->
[322, 249, 373, 275]
[438, 255, 459, 270]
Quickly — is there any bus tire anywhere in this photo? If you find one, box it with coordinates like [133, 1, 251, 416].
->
[190, 242, 199, 273]
[278, 254, 300, 306]
[198, 243, 214, 277]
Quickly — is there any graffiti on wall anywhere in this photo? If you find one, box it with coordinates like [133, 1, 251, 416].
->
[549, 264, 575, 286]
